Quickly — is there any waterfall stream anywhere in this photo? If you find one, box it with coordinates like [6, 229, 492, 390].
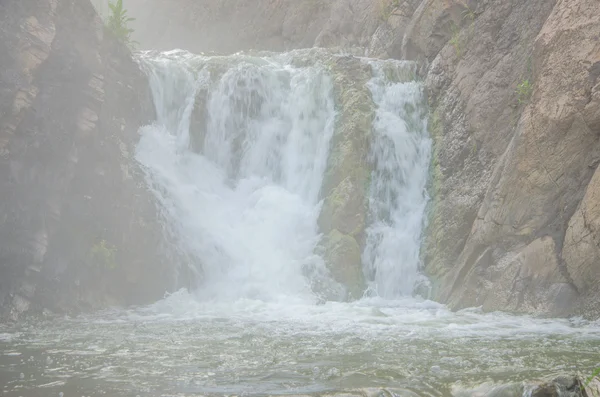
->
[363, 61, 431, 298]
[137, 50, 341, 302]
[136, 49, 432, 301]
[1, 49, 599, 397]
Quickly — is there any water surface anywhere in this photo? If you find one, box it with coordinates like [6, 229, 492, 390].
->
[1, 293, 599, 396]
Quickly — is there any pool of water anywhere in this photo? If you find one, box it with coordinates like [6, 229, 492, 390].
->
[1, 292, 599, 397]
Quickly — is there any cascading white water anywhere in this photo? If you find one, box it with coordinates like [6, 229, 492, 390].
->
[136, 50, 339, 303]
[362, 61, 432, 298]
[136, 50, 431, 302]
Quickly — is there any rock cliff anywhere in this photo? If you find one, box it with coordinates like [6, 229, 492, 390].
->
[0, 0, 174, 320]
[421, 0, 600, 317]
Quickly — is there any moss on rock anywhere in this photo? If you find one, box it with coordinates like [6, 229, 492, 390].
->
[315, 55, 375, 300]
[319, 229, 366, 300]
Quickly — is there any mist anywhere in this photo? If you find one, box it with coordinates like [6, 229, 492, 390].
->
[1, 0, 600, 396]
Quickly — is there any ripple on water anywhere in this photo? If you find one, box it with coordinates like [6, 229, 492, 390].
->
[1, 293, 599, 396]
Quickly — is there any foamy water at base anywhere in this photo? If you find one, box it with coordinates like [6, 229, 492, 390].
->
[1, 293, 599, 397]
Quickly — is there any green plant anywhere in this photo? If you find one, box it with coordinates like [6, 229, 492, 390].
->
[446, 1, 477, 59]
[584, 367, 600, 388]
[516, 79, 533, 105]
[461, 2, 475, 23]
[106, 0, 137, 48]
[449, 22, 462, 58]
[379, 0, 401, 21]
[90, 239, 118, 270]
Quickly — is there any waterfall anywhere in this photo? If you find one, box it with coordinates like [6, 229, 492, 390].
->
[136, 50, 339, 303]
[362, 61, 432, 298]
[135, 50, 431, 303]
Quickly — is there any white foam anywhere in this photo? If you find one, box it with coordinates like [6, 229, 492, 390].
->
[136, 51, 338, 303]
[363, 62, 432, 297]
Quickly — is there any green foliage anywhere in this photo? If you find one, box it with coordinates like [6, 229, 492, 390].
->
[448, 2, 477, 59]
[449, 22, 462, 58]
[90, 239, 118, 270]
[471, 139, 478, 156]
[106, 0, 137, 48]
[379, 0, 401, 21]
[584, 368, 600, 388]
[462, 5, 475, 23]
[516, 79, 533, 105]
[364, 171, 372, 196]
[428, 110, 444, 198]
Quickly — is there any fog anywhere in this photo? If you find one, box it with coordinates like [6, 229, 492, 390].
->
[1, 0, 600, 396]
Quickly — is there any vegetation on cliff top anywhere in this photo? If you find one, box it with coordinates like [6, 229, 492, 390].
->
[106, 0, 137, 48]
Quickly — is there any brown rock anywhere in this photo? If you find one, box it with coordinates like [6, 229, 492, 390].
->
[424, 0, 600, 317]
[402, 0, 471, 63]
[422, 0, 556, 303]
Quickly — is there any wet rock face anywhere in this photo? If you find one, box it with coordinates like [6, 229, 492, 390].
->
[422, 0, 600, 318]
[316, 56, 374, 300]
[420, 0, 558, 306]
[0, 0, 173, 320]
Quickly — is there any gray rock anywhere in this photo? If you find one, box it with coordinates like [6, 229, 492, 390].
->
[0, 0, 173, 320]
